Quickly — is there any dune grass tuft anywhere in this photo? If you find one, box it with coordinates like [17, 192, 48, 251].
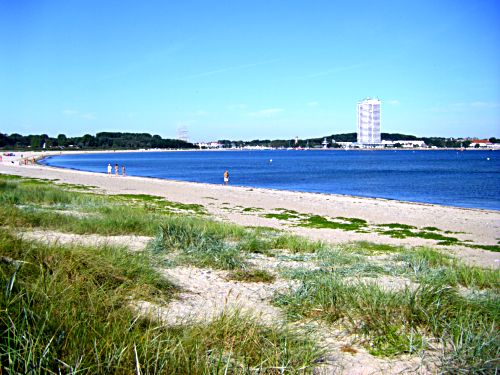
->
[275, 245, 500, 372]
[0, 228, 321, 374]
[226, 269, 276, 283]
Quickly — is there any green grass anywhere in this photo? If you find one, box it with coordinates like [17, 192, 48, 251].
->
[379, 228, 461, 244]
[336, 217, 368, 225]
[264, 212, 301, 220]
[314, 247, 362, 267]
[153, 216, 247, 270]
[0, 229, 320, 373]
[0, 176, 206, 236]
[0, 229, 173, 373]
[422, 226, 440, 231]
[262, 209, 305, 221]
[114, 193, 207, 215]
[396, 247, 500, 290]
[2, 173, 499, 372]
[274, 270, 499, 371]
[269, 234, 325, 253]
[466, 244, 500, 252]
[275, 245, 499, 371]
[242, 207, 263, 212]
[377, 223, 416, 230]
[1, 203, 163, 236]
[226, 269, 276, 283]
[152, 216, 326, 269]
[54, 182, 97, 190]
[343, 241, 405, 255]
[299, 215, 368, 231]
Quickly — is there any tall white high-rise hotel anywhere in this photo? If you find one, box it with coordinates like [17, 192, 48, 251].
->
[357, 98, 381, 144]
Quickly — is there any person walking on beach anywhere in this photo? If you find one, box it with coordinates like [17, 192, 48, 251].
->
[114, 163, 119, 176]
[223, 170, 229, 185]
[122, 165, 126, 176]
[107, 163, 112, 175]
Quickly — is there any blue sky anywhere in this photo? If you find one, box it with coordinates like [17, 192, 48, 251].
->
[1, 0, 499, 141]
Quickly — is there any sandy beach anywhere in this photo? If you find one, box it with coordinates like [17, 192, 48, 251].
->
[2, 150, 500, 374]
[1, 151, 499, 269]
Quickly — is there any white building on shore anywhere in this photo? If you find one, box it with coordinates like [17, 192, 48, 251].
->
[381, 140, 427, 148]
[357, 98, 381, 146]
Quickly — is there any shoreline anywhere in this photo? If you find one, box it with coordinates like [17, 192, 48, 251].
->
[1, 149, 498, 213]
[43, 165, 500, 214]
[37, 149, 500, 213]
[4, 150, 498, 214]
[1, 158, 499, 269]
[0, 158, 500, 245]
[1, 149, 499, 215]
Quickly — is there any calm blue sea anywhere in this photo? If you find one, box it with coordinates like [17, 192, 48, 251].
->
[41, 150, 500, 210]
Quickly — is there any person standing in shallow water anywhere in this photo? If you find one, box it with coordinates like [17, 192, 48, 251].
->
[122, 165, 126, 176]
[107, 163, 112, 175]
[223, 170, 229, 185]
[114, 164, 119, 176]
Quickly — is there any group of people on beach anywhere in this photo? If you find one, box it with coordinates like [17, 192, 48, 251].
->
[107, 163, 125, 176]
[106, 162, 229, 184]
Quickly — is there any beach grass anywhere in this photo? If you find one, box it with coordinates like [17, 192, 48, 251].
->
[299, 215, 368, 231]
[466, 244, 500, 252]
[151, 216, 326, 269]
[396, 247, 499, 290]
[0, 229, 320, 373]
[376, 223, 417, 230]
[0, 175, 204, 236]
[226, 268, 276, 283]
[114, 193, 207, 215]
[1, 173, 499, 373]
[274, 245, 499, 372]
[274, 272, 498, 371]
[242, 206, 263, 212]
[342, 241, 405, 255]
[381, 229, 461, 244]
[269, 234, 326, 253]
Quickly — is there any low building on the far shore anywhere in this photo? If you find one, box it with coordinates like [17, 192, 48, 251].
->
[382, 140, 427, 148]
[197, 141, 223, 149]
[469, 139, 494, 148]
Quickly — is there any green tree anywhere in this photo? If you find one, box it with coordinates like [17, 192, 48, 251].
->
[30, 135, 41, 149]
[57, 134, 68, 147]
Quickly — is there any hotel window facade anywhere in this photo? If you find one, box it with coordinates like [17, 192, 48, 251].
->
[357, 98, 381, 144]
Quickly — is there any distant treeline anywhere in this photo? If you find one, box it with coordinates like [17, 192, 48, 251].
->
[0, 132, 195, 150]
[1, 131, 498, 150]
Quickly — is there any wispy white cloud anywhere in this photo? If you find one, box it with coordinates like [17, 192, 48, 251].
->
[307, 101, 320, 107]
[227, 104, 248, 110]
[62, 109, 79, 115]
[81, 113, 96, 120]
[247, 108, 284, 118]
[97, 40, 193, 82]
[62, 109, 96, 120]
[301, 62, 368, 79]
[470, 101, 500, 108]
[185, 58, 281, 79]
